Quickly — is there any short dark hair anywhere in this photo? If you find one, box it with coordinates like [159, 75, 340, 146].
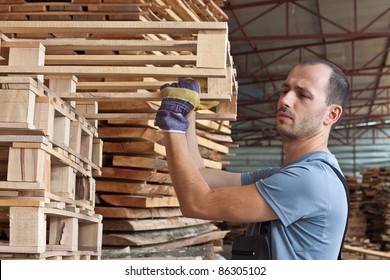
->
[299, 59, 350, 112]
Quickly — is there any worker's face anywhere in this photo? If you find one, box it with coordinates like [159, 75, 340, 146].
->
[276, 64, 332, 142]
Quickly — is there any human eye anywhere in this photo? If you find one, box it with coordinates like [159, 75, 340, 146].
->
[280, 87, 289, 95]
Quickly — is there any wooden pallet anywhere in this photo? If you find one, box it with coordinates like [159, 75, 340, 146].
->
[0, 0, 228, 23]
[0, 77, 102, 207]
[0, 202, 102, 258]
[0, 20, 237, 121]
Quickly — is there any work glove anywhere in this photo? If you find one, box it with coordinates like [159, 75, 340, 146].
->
[155, 78, 218, 133]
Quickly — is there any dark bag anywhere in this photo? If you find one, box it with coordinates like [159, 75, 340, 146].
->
[231, 222, 270, 260]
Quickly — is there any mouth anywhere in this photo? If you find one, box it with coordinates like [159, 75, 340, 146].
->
[277, 112, 293, 121]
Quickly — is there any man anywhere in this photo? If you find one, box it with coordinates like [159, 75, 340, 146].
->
[155, 59, 350, 259]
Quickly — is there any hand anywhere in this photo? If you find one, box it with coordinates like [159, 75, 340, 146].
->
[155, 78, 201, 133]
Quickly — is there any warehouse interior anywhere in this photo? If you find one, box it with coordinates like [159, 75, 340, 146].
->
[0, 0, 389, 260]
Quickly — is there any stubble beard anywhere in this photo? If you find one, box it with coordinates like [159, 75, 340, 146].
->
[276, 112, 325, 143]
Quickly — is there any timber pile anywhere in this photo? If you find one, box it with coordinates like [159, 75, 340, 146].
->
[96, 116, 231, 258]
[0, 0, 236, 259]
[345, 175, 367, 239]
[0, 75, 102, 260]
[0, 0, 228, 22]
[341, 168, 390, 259]
[361, 167, 389, 246]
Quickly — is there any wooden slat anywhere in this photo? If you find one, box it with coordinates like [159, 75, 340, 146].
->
[102, 141, 165, 156]
[128, 230, 229, 254]
[95, 180, 174, 196]
[59, 92, 230, 102]
[112, 156, 168, 171]
[100, 167, 171, 183]
[98, 127, 163, 143]
[0, 21, 227, 34]
[76, 81, 170, 90]
[95, 206, 182, 219]
[103, 217, 209, 231]
[0, 65, 226, 78]
[3, 39, 197, 52]
[100, 194, 179, 208]
[85, 112, 236, 121]
[343, 245, 390, 259]
[98, 101, 158, 113]
[45, 54, 197, 66]
[102, 223, 218, 246]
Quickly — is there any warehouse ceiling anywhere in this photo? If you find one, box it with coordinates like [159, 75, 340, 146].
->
[222, 0, 390, 146]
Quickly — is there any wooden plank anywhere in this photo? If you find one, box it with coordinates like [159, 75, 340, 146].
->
[103, 243, 214, 260]
[196, 30, 227, 69]
[102, 223, 218, 246]
[0, 135, 49, 145]
[107, 119, 156, 127]
[9, 207, 46, 250]
[19, 190, 95, 212]
[197, 135, 229, 154]
[98, 127, 163, 143]
[195, 119, 231, 134]
[77, 81, 174, 91]
[98, 101, 158, 112]
[100, 194, 179, 208]
[100, 167, 171, 183]
[7, 148, 47, 183]
[166, 0, 200, 21]
[0, 65, 226, 78]
[196, 130, 233, 143]
[102, 141, 165, 155]
[3, 39, 197, 52]
[95, 180, 175, 196]
[112, 156, 168, 170]
[103, 217, 209, 231]
[0, 199, 44, 207]
[0, 90, 35, 124]
[59, 91, 230, 102]
[343, 245, 390, 259]
[128, 230, 229, 254]
[45, 54, 197, 66]
[95, 206, 182, 219]
[85, 112, 236, 121]
[0, 20, 227, 34]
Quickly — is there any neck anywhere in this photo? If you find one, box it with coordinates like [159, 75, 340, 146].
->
[282, 136, 330, 166]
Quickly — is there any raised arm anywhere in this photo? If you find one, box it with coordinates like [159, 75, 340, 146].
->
[185, 112, 241, 189]
[155, 79, 277, 223]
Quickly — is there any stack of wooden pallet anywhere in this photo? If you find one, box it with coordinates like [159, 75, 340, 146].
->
[0, 0, 236, 260]
[0, 0, 228, 22]
[0, 73, 102, 259]
[361, 167, 390, 247]
[345, 175, 367, 239]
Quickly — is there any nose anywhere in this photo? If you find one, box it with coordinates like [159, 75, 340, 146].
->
[278, 90, 294, 109]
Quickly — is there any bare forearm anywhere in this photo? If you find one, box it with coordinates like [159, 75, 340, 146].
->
[186, 113, 205, 169]
[186, 113, 241, 188]
[164, 132, 209, 216]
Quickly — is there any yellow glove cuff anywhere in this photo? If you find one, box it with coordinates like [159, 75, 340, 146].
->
[160, 87, 219, 116]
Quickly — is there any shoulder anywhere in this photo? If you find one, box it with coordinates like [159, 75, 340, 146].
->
[241, 167, 282, 185]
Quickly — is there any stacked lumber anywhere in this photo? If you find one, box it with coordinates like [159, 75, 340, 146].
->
[361, 167, 389, 245]
[0, 76, 102, 260]
[0, 0, 228, 22]
[345, 175, 367, 239]
[0, 1, 236, 259]
[343, 239, 388, 260]
[95, 114, 231, 258]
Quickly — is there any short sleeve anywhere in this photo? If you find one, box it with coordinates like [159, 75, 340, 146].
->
[255, 164, 329, 227]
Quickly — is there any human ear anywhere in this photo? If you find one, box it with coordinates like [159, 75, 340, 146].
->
[324, 104, 343, 126]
